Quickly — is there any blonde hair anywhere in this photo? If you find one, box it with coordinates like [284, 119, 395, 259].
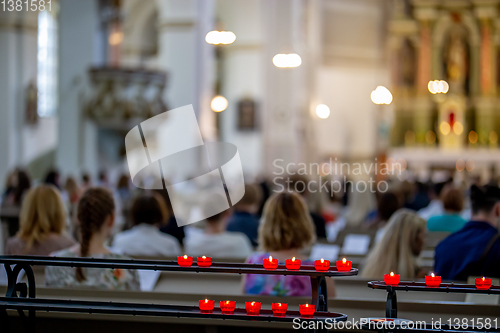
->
[17, 185, 67, 250]
[259, 192, 315, 251]
[361, 209, 426, 279]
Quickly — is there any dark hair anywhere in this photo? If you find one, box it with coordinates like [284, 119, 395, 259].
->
[378, 192, 400, 221]
[470, 185, 500, 215]
[441, 186, 463, 212]
[130, 193, 167, 226]
[234, 184, 262, 210]
[76, 187, 115, 281]
[44, 170, 60, 189]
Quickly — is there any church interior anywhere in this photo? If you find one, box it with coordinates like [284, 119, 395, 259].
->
[1, 0, 500, 332]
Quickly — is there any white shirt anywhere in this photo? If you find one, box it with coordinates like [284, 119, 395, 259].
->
[112, 224, 181, 257]
[184, 231, 253, 258]
[418, 200, 444, 221]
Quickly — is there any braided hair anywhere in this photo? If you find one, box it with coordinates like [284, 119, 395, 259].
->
[75, 187, 115, 282]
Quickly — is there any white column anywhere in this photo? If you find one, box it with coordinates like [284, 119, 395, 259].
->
[56, 0, 101, 178]
[0, 10, 38, 183]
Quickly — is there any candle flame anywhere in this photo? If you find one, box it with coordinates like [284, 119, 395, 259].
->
[390, 272, 394, 276]
[483, 277, 485, 281]
[306, 304, 309, 307]
[278, 303, 281, 306]
[251, 301, 255, 306]
[342, 258, 346, 264]
[292, 257, 295, 261]
[226, 301, 229, 304]
[320, 258, 324, 263]
[205, 299, 208, 303]
[202, 256, 206, 259]
[183, 255, 188, 259]
[269, 256, 273, 261]
[431, 273, 435, 277]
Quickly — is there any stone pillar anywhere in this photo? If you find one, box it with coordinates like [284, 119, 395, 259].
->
[413, 2, 437, 145]
[56, 0, 101, 177]
[0, 10, 38, 183]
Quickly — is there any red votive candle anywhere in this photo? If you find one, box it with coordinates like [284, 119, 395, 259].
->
[425, 273, 441, 287]
[198, 299, 215, 313]
[245, 301, 261, 316]
[384, 272, 400, 286]
[475, 277, 492, 290]
[197, 256, 212, 267]
[285, 257, 301, 270]
[263, 255, 279, 270]
[314, 258, 330, 271]
[336, 258, 352, 272]
[220, 300, 236, 314]
[272, 302, 288, 317]
[299, 304, 315, 318]
[177, 255, 193, 267]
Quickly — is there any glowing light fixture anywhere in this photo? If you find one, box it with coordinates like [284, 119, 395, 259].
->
[440, 122, 451, 135]
[205, 31, 236, 45]
[211, 95, 228, 112]
[466, 159, 475, 172]
[272, 53, 302, 68]
[428, 80, 449, 94]
[425, 130, 436, 144]
[109, 31, 124, 46]
[404, 130, 415, 144]
[453, 122, 464, 135]
[371, 86, 393, 105]
[315, 104, 330, 119]
[469, 131, 478, 144]
[456, 159, 465, 172]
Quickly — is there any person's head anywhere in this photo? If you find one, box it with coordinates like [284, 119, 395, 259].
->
[44, 169, 60, 189]
[378, 192, 400, 222]
[470, 184, 500, 226]
[234, 184, 262, 214]
[14, 169, 31, 205]
[259, 192, 315, 252]
[441, 185, 463, 213]
[81, 173, 90, 185]
[76, 187, 115, 281]
[130, 193, 168, 226]
[64, 177, 80, 198]
[116, 175, 130, 190]
[361, 209, 427, 279]
[17, 185, 66, 250]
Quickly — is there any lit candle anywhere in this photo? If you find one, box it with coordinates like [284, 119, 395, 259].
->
[177, 254, 193, 267]
[245, 301, 261, 316]
[475, 277, 492, 290]
[335, 258, 352, 272]
[198, 299, 215, 313]
[299, 303, 315, 318]
[314, 258, 330, 271]
[285, 257, 301, 270]
[197, 256, 212, 267]
[272, 302, 288, 317]
[384, 272, 400, 286]
[263, 255, 279, 270]
[425, 273, 441, 288]
[220, 300, 236, 314]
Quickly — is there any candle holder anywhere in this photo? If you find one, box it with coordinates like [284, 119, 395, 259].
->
[271, 302, 288, 317]
[424, 274, 441, 288]
[299, 304, 315, 318]
[196, 256, 212, 267]
[220, 300, 236, 314]
[475, 277, 492, 290]
[177, 255, 193, 267]
[245, 301, 261, 316]
[285, 257, 301, 270]
[198, 299, 215, 314]
[314, 258, 330, 272]
[336, 258, 352, 272]
[384, 272, 400, 286]
[263, 256, 279, 270]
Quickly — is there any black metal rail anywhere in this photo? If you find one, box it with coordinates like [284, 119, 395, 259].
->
[0, 255, 357, 333]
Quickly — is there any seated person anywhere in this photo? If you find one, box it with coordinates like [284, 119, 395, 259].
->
[184, 198, 253, 258]
[427, 186, 467, 232]
[6, 185, 76, 255]
[156, 189, 185, 246]
[361, 209, 427, 279]
[243, 192, 335, 297]
[435, 185, 500, 280]
[112, 193, 181, 256]
[45, 188, 140, 290]
[226, 184, 261, 246]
